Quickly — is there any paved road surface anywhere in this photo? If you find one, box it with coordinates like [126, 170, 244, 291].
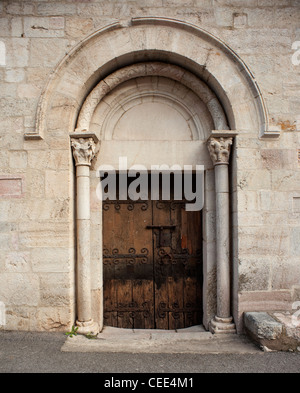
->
[0, 331, 299, 373]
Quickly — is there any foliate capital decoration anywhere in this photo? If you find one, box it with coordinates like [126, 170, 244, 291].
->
[71, 137, 97, 166]
[207, 137, 233, 166]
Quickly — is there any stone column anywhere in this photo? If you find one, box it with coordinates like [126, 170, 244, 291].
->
[207, 131, 237, 334]
[70, 133, 99, 335]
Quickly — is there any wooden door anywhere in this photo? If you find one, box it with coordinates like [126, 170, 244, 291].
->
[152, 201, 202, 330]
[103, 179, 203, 329]
[103, 199, 154, 329]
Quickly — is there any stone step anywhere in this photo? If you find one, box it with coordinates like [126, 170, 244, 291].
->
[244, 311, 300, 352]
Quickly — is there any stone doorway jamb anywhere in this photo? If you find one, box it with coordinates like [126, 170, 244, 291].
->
[207, 130, 237, 334]
[70, 131, 100, 335]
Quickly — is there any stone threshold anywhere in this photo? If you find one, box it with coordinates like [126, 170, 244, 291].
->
[244, 311, 300, 352]
[61, 325, 260, 354]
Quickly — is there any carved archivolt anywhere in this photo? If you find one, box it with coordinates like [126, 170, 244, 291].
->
[76, 62, 229, 136]
[27, 18, 273, 141]
[91, 75, 215, 141]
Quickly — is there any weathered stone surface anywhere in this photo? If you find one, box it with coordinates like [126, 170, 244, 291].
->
[291, 228, 300, 256]
[273, 311, 300, 343]
[65, 17, 93, 38]
[24, 17, 65, 38]
[0, 2, 299, 334]
[35, 307, 74, 332]
[0, 177, 23, 197]
[244, 312, 283, 341]
[0, 273, 40, 307]
[29, 38, 69, 68]
[244, 311, 300, 352]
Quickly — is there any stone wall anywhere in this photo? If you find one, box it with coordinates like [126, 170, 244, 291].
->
[0, 0, 299, 332]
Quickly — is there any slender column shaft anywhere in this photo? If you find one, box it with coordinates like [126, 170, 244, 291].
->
[207, 133, 236, 334]
[215, 164, 231, 319]
[76, 165, 92, 323]
[71, 135, 99, 335]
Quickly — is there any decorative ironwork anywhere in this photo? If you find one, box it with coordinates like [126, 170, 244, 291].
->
[104, 301, 151, 319]
[156, 201, 186, 210]
[103, 196, 203, 329]
[103, 247, 149, 265]
[157, 302, 201, 320]
[157, 248, 202, 265]
[103, 200, 149, 211]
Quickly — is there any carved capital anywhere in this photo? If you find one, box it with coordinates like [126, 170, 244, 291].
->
[71, 137, 97, 166]
[207, 137, 233, 166]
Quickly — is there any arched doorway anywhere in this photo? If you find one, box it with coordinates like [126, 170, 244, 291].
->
[73, 61, 234, 333]
[28, 17, 271, 335]
[102, 173, 203, 330]
[94, 69, 209, 330]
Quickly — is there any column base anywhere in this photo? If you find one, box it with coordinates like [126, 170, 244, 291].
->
[210, 316, 236, 334]
[76, 319, 99, 336]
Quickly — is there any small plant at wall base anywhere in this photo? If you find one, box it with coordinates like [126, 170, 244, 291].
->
[65, 325, 78, 338]
[85, 332, 98, 339]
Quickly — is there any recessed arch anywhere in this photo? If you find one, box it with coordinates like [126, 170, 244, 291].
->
[26, 17, 275, 141]
[76, 62, 229, 139]
[93, 76, 212, 141]
[24, 16, 280, 335]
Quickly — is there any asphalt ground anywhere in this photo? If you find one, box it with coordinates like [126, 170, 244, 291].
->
[0, 331, 299, 374]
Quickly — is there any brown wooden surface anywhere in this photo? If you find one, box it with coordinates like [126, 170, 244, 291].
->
[103, 178, 202, 329]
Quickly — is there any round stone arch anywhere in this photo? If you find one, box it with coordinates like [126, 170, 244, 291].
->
[70, 61, 232, 333]
[26, 17, 274, 142]
[76, 62, 229, 135]
[71, 60, 237, 334]
[25, 17, 275, 335]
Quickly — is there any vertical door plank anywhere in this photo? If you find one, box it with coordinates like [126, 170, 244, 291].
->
[168, 276, 185, 330]
[153, 200, 171, 330]
[132, 278, 154, 329]
[117, 279, 133, 329]
[103, 278, 118, 327]
[131, 200, 154, 329]
[181, 205, 203, 328]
